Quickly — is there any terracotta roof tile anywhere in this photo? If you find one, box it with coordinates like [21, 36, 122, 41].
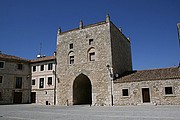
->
[31, 56, 55, 63]
[0, 53, 30, 62]
[114, 67, 180, 83]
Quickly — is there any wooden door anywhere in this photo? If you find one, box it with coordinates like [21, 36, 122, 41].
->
[31, 92, 36, 103]
[13, 92, 22, 104]
[142, 88, 150, 103]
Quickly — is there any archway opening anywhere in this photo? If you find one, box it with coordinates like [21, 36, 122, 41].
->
[73, 74, 92, 105]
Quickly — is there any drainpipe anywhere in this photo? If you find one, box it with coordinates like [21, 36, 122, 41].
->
[53, 58, 57, 105]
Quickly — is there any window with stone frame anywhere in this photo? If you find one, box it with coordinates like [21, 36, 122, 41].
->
[88, 48, 96, 61]
[69, 43, 73, 49]
[0, 76, 2, 83]
[48, 63, 53, 70]
[70, 56, 74, 64]
[33, 66, 36, 72]
[68, 51, 75, 65]
[17, 63, 23, 70]
[39, 78, 44, 88]
[122, 89, 129, 96]
[89, 39, 94, 45]
[89, 52, 95, 61]
[47, 77, 52, 85]
[15, 77, 22, 89]
[165, 87, 173, 95]
[40, 65, 44, 71]
[0, 61, 5, 69]
[32, 79, 35, 85]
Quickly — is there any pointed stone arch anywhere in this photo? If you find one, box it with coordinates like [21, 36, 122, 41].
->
[73, 73, 92, 105]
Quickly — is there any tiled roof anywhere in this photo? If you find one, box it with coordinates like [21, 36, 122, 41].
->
[114, 67, 180, 83]
[31, 56, 55, 63]
[0, 53, 30, 62]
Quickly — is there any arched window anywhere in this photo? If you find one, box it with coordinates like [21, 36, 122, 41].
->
[88, 48, 95, 61]
[68, 51, 75, 64]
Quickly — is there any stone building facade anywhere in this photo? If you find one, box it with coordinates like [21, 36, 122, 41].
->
[114, 67, 180, 105]
[31, 55, 56, 105]
[1, 16, 179, 106]
[0, 53, 31, 104]
[56, 15, 132, 106]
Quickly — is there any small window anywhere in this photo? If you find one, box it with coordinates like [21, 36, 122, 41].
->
[40, 65, 44, 71]
[89, 39, 93, 45]
[33, 66, 36, 72]
[122, 89, 129, 96]
[48, 63, 53, 70]
[68, 51, 75, 65]
[165, 87, 173, 95]
[16, 77, 22, 89]
[17, 64, 23, 70]
[32, 79, 35, 85]
[88, 48, 96, 62]
[69, 43, 73, 49]
[0, 92, 2, 100]
[47, 77, 52, 85]
[70, 56, 74, 64]
[89, 52, 95, 61]
[39, 78, 44, 88]
[0, 61, 5, 69]
[0, 76, 2, 83]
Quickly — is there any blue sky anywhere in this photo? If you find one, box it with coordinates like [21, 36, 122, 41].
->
[0, 0, 180, 70]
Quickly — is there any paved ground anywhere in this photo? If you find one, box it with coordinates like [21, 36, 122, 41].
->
[0, 104, 180, 120]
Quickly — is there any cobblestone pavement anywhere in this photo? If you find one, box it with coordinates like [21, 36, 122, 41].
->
[0, 104, 180, 120]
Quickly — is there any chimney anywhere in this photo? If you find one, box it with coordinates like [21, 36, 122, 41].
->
[119, 27, 122, 32]
[79, 20, 83, 29]
[54, 51, 56, 56]
[57, 27, 61, 35]
[106, 14, 110, 23]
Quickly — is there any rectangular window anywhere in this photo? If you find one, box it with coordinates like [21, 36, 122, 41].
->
[17, 64, 23, 70]
[39, 78, 44, 88]
[122, 89, 129, 96]
[40, 65, 44, 71]
[33, 66, 36, 72]
[69, 43, 73, 49]
[16, 77, 22, 89]
[48, 63, 53, 70]
[165, 87, 173, 95]
[32, 79, 35, 85]
[0, 92, 2, 100]
[70, 56, 74, 64]
[0, 76, 2, 83]
[47, 77, 52, 85]
[0, 61, 5, 69]
[89, 52, 95, 61]
[89, 39, 93, 45]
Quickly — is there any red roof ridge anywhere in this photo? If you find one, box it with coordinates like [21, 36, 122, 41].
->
[0, 53, 30, 62]
[114, 67, 180, 83]
[136, 66, 178, 72]
[31, 56, 55, 63]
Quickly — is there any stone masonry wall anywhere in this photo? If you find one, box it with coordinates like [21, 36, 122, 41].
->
[34, 90, 54, 105]
[113, 79, 180, 105]
[56, 22, 113, 106]
[0, 60, 31, 104]
[110, 22, 132, 75]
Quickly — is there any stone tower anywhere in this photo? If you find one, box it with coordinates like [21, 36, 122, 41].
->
[56, 15, 132, 106]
